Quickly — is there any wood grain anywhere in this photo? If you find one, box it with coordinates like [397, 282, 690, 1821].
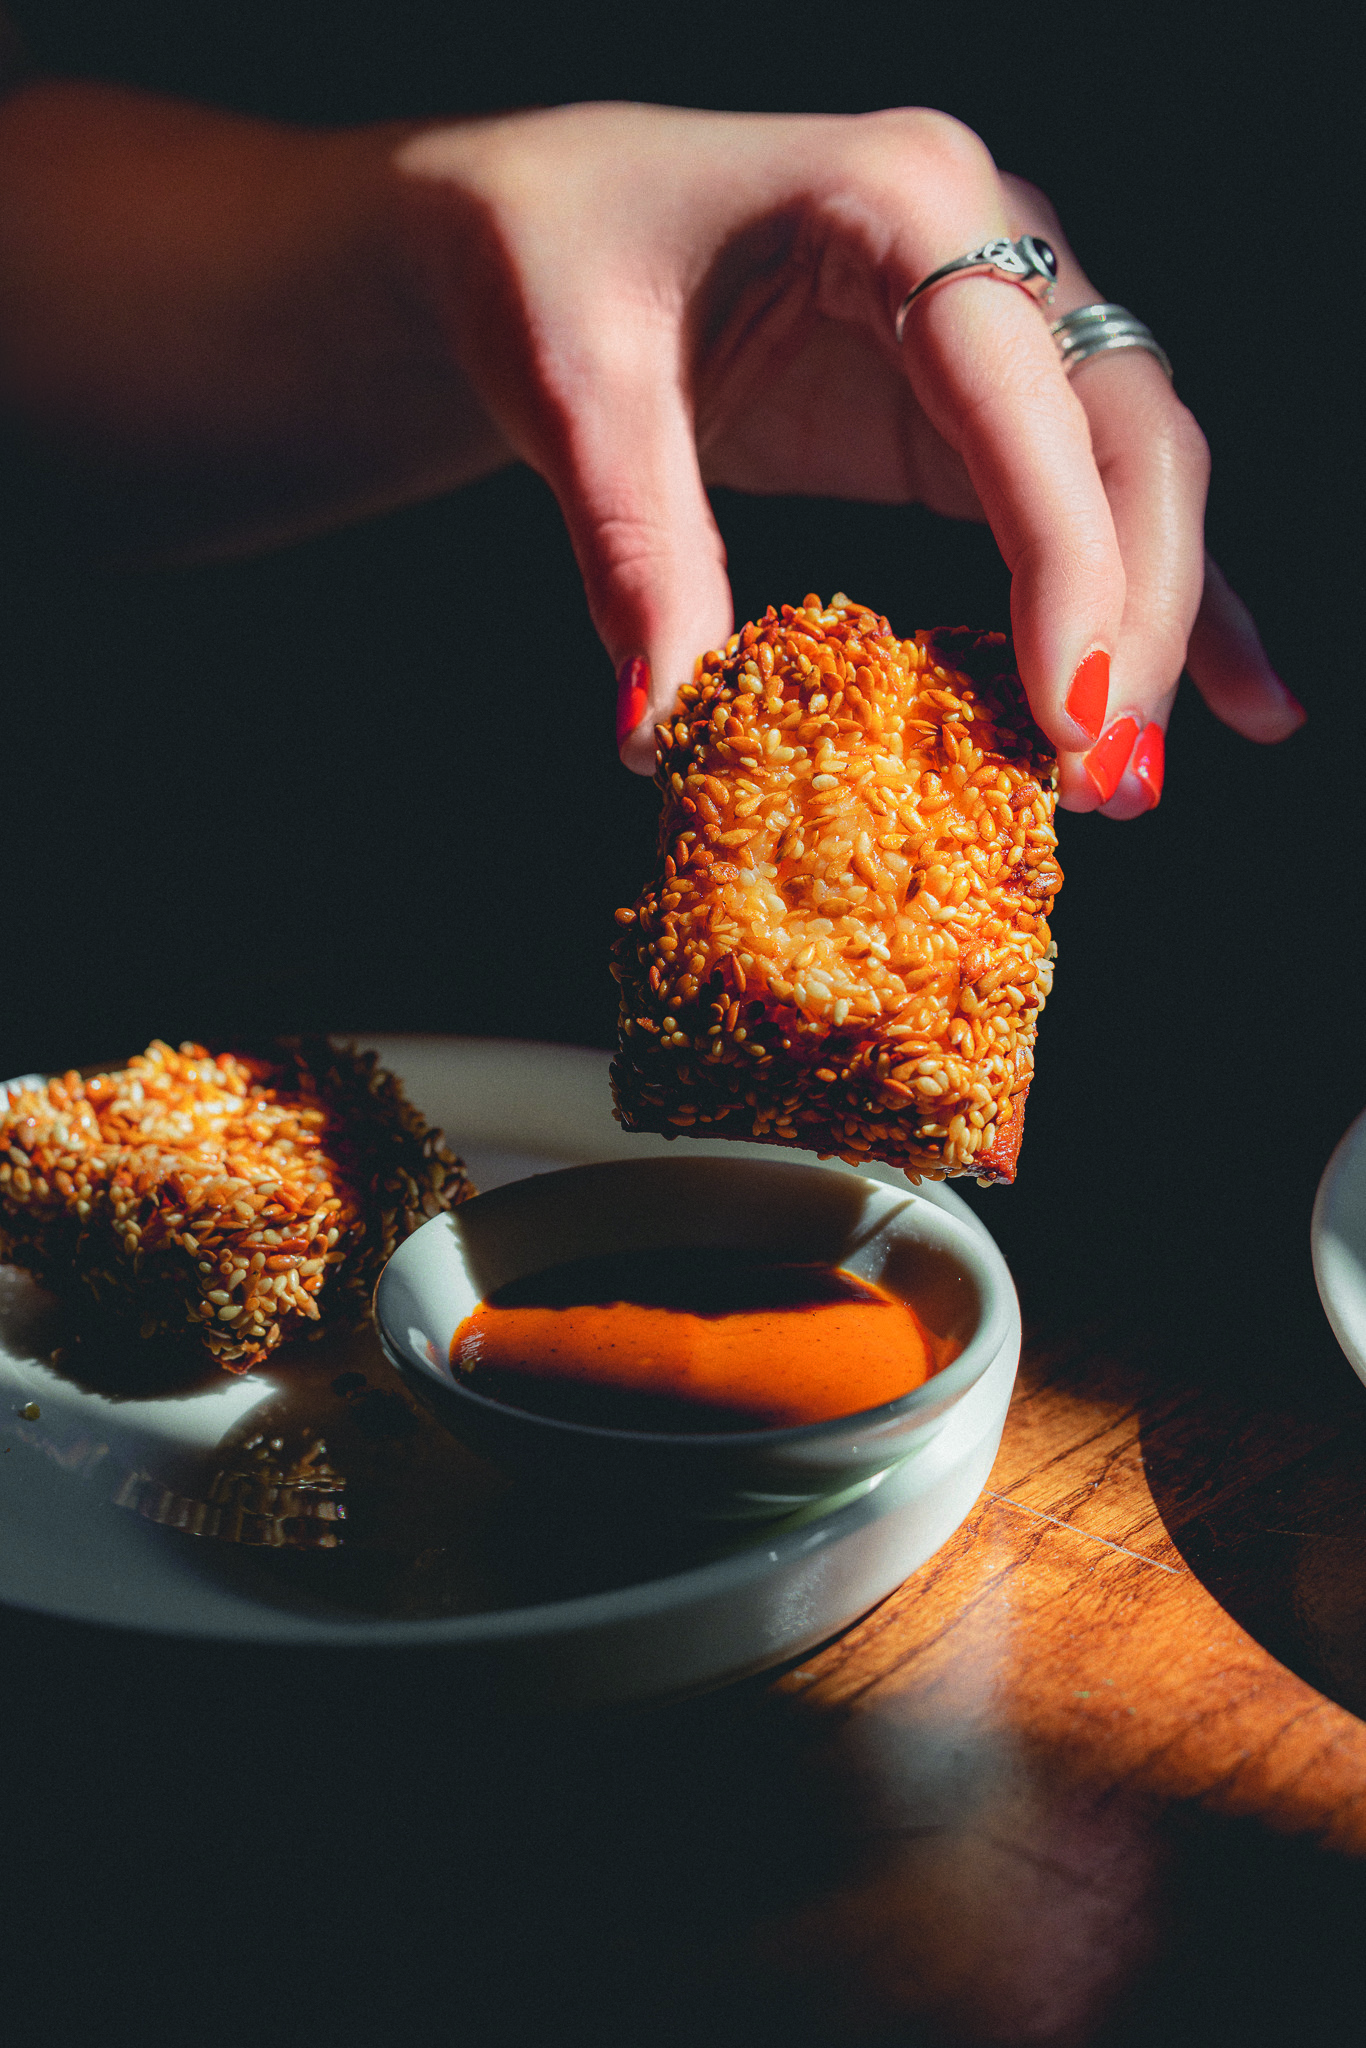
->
[721, 1312, 1366, 2042]
[782, 1325, 1366, 1853]
[8, 1303, 1366, 2048]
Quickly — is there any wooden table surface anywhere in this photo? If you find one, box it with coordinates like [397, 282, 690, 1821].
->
[8, 1263, 1366, 2048]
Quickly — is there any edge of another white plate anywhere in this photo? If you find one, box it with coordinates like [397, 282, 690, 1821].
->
[1312, 1103, 1366, 1387]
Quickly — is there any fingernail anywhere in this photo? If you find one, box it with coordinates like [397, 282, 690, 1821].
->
[1083, 716, 1140, 805]
[616, 656, 650, 745]
[1066, 650, 1110, 743]
[1130, 722, 1165, 809]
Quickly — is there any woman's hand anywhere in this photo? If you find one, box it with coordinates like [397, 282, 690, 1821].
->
[0, 84, 1300, 810]
[396, 103, 1302, 811]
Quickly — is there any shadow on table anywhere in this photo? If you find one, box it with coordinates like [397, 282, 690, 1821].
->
[4, 1600, 1366, 2048]
[1136, 1265, 1366, 1723]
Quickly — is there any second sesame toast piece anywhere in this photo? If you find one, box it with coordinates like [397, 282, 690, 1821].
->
[0, 1039, 473, 1370]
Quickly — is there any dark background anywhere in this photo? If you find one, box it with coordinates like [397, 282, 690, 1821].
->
[2, 7, 1363, 2042]
[2, 0, 1358, 1341]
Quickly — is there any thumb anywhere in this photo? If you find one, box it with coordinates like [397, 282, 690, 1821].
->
[542, 341, 733, 774]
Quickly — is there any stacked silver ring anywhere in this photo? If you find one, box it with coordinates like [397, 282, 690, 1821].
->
[1049, 303, 1172, 381]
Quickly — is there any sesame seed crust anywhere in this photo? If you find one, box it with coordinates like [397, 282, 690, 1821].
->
[0, 1038, 474, 1371]
[609, 596, 1063, 1185]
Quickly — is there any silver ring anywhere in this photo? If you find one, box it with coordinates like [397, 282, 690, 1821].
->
[1050, 302, 1173, 381]
[894, 235, 1058, 345]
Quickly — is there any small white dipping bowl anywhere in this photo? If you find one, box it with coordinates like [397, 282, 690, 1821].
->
[374, 1156, 1018, 1521]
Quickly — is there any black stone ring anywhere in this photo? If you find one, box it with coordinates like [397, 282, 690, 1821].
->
[894, 235, 1058, 345]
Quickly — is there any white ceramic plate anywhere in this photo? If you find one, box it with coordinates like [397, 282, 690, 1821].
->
[1312, 1105, 1366, 1386]
[0, 1038, 1020, 1706]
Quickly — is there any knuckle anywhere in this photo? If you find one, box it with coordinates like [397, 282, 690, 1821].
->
[906, 107, 997, 180]
[1168, 400, 1211, 487]
[579, 511, 725, 635]
[845, 105, 999, 194]
[1140, 624, 1195, 696]
[1017, 528, 1126, 617]
[999, 172, 1063, 237]
[584, 511, 672, 594]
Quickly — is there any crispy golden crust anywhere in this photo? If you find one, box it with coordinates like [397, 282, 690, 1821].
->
[610, 597, 1062, 1184]
[0, 1039, 473, 1370]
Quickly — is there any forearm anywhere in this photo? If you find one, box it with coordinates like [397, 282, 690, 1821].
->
[0, 80, 511, 558]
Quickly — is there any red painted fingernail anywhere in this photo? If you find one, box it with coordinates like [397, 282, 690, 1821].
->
[1066, 649, 1110, 742]
[1083, 716, 1140, 805]
[616, 656, 650, 745]
[1130, 722, 1165, 808]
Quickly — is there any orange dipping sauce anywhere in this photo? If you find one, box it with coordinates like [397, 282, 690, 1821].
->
[450, 1247, 958, 1433]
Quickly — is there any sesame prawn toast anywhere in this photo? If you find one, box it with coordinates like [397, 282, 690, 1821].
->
[0, 1039, 473, 1371]
[610, 596, 1062, 1183]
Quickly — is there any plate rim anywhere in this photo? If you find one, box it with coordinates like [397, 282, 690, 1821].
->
[1311, 1102, 1366, 1386]
[1, 1034, 1015, 1652]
